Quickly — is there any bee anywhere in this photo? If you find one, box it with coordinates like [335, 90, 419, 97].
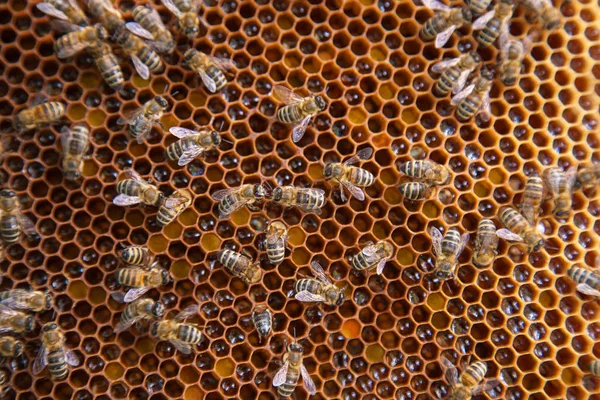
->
[520, 0, 561, 30]
[0, 138, 11, 164]
[497, 206, 543, 251]
[577, 164, 600, 189]
[352, 240, 394, 275]
[183, 49, 236, 93]
[114, 169, 165, 208]
[150, 305, 202, 354]
[431, 52, 481, 97]
[53, 22, 108, 59]
[13, 98, 66, 132]
[498, 32, 534, 86]
[398, 182, 433, 200]
[166, 127, 222, 166]
[265, 221, 288, 265]
[112, 25, 164, 80]
[112, 265, 172, 303]
[33, 322, 79, 381]
[588, 360, 600, 376]
[567, 266, 600, 297]
[398, 160, 450, 185]
[160, 0, 202, 39]
[117, 96, 169, 143]
[518, 173, 543, 225]
[430, 227, 469, 280]
[85, 0, 124, 33]
[126, 5, 175, 54]
[157, 189, 192, 227]
[60, 124, 90, 182]
[273, 85, 327, 143]
[251, 305, 272, 342]
[472, 0, 514, 47]
[120, 245, 154, 267]
[472, 219, 499, 268]
[115, 298, 165, 333]
[419, 0, 473, 48]
[543, 167, 577, 218]
[87, 41, 124, 91]
[323, 148, 374, 201]
[0, 305, 36, 334]
[36, 0, 88, 26]
[441, 356, 499, 400]
[0, 369, 8, 397]
[451, 69, 494, 122]
[467, 0, 493, 15]
[0, 290, 53, 313]
[212, 183, 269, 219]
[0, 337, 24, 358]
[272, 186, 326, 215]
[217, 249, 262, 284]
[273, 337, 317, 398]
[294, 261, 344, 306]
[0, 190, 37, 244]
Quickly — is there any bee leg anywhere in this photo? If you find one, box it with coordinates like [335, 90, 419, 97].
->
[247, 204, 259, 211]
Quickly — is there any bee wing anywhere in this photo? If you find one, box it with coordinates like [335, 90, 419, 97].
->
[499, 29, 512, 55]
[178, 148, 204, 166]
[60, 126, 73, 152]
[32, 343, 48, 375]
[117, 107, 144, 125]
[113, 194, 142, 206]
[496, 228, 524, 242]
[170, 339, 193, 354]
[309, 261, 333, 284]
[148, 40, 174, 54]
[478, 93, 491, 121]
[50, 19, 82, 33]
[565, 166, 578, 192]
[209, 56, 237, 72]
[376, 258, 387, 275]
[452, 69, 472, 95]
[472, 379, 501, 396]
[36, 3, 69, 20]
[273, 85, 304, 104]
[431, 57, 461, 73]
[473, 10, 495, 30]
[362, 244, 379, 257]
[435, 25, 456, 48]
[125, 22, 155, 40]
[422, 0, 451, 11]
[160, 0, 183, 17]
[165, 194, 189, 209]
[429, 227, 443, 256]
[123, 169, 144, 182]
[0, 291, 30, 310]
[17, 214, 37, 236]
[123, 286, 151, 303]
[451, 84, 475, 105]
[295, 290, 326, 302]
[341, 180, 365, 201]
[212, 187, 239, 201]
[169, 127, 198, 138]
[64, 347, 80, 367]
[301, 364, 317, 395]
[457, 233, 470, 256]
[174, 305, 199, 321]
[198, 69, 218, 93]
[110, 292, 125, 303]
[291, 115, 312, 143]
[57, 41, 88, 58]
[576, 284, 600, 297]
[440, 357, 459, 385]
[273, 360, 290, 387]
[131, 55, 150, 80]
[343, 147, 373, 166]
[115, 314, 145, 332]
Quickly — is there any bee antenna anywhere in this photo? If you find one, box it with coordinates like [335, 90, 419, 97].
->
[219, 120, 225, 131]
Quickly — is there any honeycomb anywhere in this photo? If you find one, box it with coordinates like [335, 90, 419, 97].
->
[0, 0, 599, 398]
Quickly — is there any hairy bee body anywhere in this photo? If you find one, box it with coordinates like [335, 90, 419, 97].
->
[165, 129, 221, 165]
[116, 179, 164, 207]
[294, 279, 344, 307]
[447, 361, 487, 399]
[499, 40, 526, 85]
[184, 49, 230, 92]
[120, 245, 153, 267]
[113, 26, 163, 73]
[86, 0, 124, 33]
[152, 318, 203, 354]
[589, 360, 600, 376]
[351, 240, 394, 273]
[544, 167, 576, 217]
[213, 184, 267, 219]
[0, 290, 53, 313]
[468, 0, 493, 14]
[273, 341, 316, 398]
[399, 182, 431, 200]
[54, 25, 107, 58]
[277, 97, 325, 125]
[272, 186, 326, 214]
[88, 42, 123, 90]
[433, 53, 481, 96]
[475, 0, 514, 46]
[472, 219, 498, 267]
[519, 173, 543, 224]
[431, 227, 469, 280]
[455, 76, 493, 121]
[399, 160, 450, 185]
[130, 5, 174, 53]
[38, 0, 88, 25]
[0, 309, 35, 334]
[35, 323, 78, 381]
[217, 249, 262, 283]
[157, 189, 192, 227]
[567, 266, 600, 291]
[421, 8, 472, 41]
[578, 164, 600, 188]
[116, 298, 165, 332]
[161, 0, 201, 38]
[251, 305, 272, 340]
[0, 337, 23, 358]
[498, 207, 543, 251]
[0, 190, 36, 244]
[265, 221, 287, 264]
[14, 102, 65, 132]
[115, 266, 169, 288]
[61, 124, 90, 181]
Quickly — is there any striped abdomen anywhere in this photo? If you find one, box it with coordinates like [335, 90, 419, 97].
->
[347, 167, 374, 187]
[252, 308, 272, 337]
[456, 92, 482, 121]
[461, 361, 486, 387]
[166, 137, 196, 162]
[128, 115, 152, 140]
[0, 215, 19, 243]
[266, 241, 285, 264]
[218, 192, 243, 217]
[156, 203, 182, 227]
[295, 190, 325, 210]
[352, 250, 376, 271]
[468, 0, 492, 14]
[16, 102, 65, 129]
[278, 364, 300, 398]
[115, 268, 145, 287]
[133, 6, 160, 33]
[441, 228, 461, 255]
[399, 182, 428, 200]
[121, 247, 148, 266]
[522, 175, 544, 207]
[435, 66, 461, 95]
[116, 179, 142, 197]
[421, 15, 447, 40]
[589, 360, 600, 376]
[0, 290, 26, 305]
[67, 125, 89, 154]
[500, 61, 520, 85]
[174, 0, 193, 11]
[206, 65, 227, 91]
[277, 104, 303, 124]
[567, 266, 600, 290]
[500, 208, 528, 235]
[121, 301, 143, 325]
[476, 18, 501, 46]
[48, 349, 68, 381]
[294, 279, 322, 295]
[178, 324, 202, 344]
[138, 45, 163, 72]
[92, 46, 123, 90]
[477, 219, 496, 239]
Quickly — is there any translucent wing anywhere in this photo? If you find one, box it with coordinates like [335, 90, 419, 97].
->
[451, 84, 475, 105]
[273, 361, 289, 387]
[160, 0, 183, 16]
[343, 147, 373, 166]
[64, 348, 80, 367]
[171, 339, 193, 354]
[50, 19, 82, 33]
[479, 93, 491, 121]
[212, 187, 240, 201]
[174, 305, 199, 321]
[472, 379, 501, 395]
[17, 214, 37, 236]
[422, 0, 451, 11]
[113, 194, 142, 206]
[57, 41, 88, 58]
[123, 286, 151, 303]
[60, 126, 73, 152]
[295, 290, 326, 302]
[441, 357, 459, 385]
[457, 233, 470, 255]
[149, 40, 174, 54]
[376, 259, 387, 275]
[565, 166, 578, 192]
[309, 261, 332, 284]
[198, 69, 217, 93]
[496, 228, 524, 242]
[124, 169, 144, 182]
[117, 107, 143, 125]
[32, 344, 48, 375]
[431, 57, 461, 73]
[341, 180, 365, 201]
[110, 292, 125, 303]
[453, 69, 472, 94]
[36, 3, 69, 20]
[169, 127, 198, 138]
[209, 56, 237, 72]
[473, 10, 495, 30]
[178, 148, 203, 166]
[435, 25, 456, 48]
[301, 364, 317, 395]
[430, 227, 443, 255]
[292, 115, 312, 143]
[362, 244, 379, 258]
[576, 284, 600, 297]
[165, 194, 189, 209]
[273, 85, 304, 104]
[131, 55, 150, 80]
[0, 290, 31, 310]
[126, 22, 154, 40]
[115, 314, 145, 332]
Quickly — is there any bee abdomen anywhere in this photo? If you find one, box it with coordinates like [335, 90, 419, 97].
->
[500, 207, 526, 232]
[252, 308, 272, 337]
[206, 65, 227, 91]
[295, 279, 321, 294]
[95, 51, 124, 90]
[351, 251, 373, 271]
[138, 47, 163, 72]
[567, 266, 600, 290]
[461, 361, 487, 387]
[116, 179, 141, 196]
[399, 182, 429, 200]
[1, 215, 19, 243]
[589, 360, 600, 376]
[178, 324, 202, 344]
[218, 193, 241, 216]
[165, 138, 189, 161]
[156, 204, 179, 227]
[348, 167, 374, 187]
[478, 219, 496, 235]
[456, 95, 480, 121]
[399, 161, 425, 179]
[476, 20, 500, 45]
[174, 0, 192, 11]
[441, 228, 461, 254]
[435, 69, 459, 95]
[278, 369, 300, 398]
[266, 244, 285, 264]
[277, 105, 303, 124]
[115, 268, 143, 287]
[129, 118, 152, 139]
[48, 349, 68, 380]
[296, 190, 325, 210]
[421, 16, 445, 40]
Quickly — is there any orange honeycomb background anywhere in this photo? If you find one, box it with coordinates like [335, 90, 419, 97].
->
[0, 0, 599, 399]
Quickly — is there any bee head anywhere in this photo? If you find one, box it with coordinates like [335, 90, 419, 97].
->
[0, 190, 15, 198]
[152, 302, 166, 318]
[314, 96, 327, 111]
[289, 342, 303, 353]
[211, 131, 221, 146]
[253, 184, 266, 198]
[272, 187, 282, 201]
[161, 270, 172, 285]
[435, 262, 454, 280]
[155, 96, 168, 109]
[63, 159, 81, 181]
[335, 291, 345, 306]
[182, 16, 200, 39]
[183, 49, 197, 64]
[323, 163, 333, 179]
[24, 317, 36, 333]
[42, 322, 57, 332]
[13, 341, 23, 357]
[44, 291, 53, 311]
[470, 52, 481, 63]
[461, 8, 473, 21]
[95, 25, 109, 41]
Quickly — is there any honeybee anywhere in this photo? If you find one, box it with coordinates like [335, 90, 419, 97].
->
[160, 0, 202, 39]
[520, 0, 561, 30]
[120, 245, 154, 267]
[588, 360, 600, 376]
[398, 182, 433, 200]
[497, 206, 543, 251]
[273, 85, 327, 143]
[273, 338, 317, 398]
[183, 49, 236, 93]
[13, 98, 66, 132]
[472, 0, 514, 47]
[251, 305, 272, 342]
[398, 160, 450, 185]
[60, 124, 90, 182]
[150, 305, 202, 354]
[0, 290, 53, 313]
[112, 265, 172, 303]
[294, 261, 345, 306]
[472, 219, 499, 268]
[0, 190, 37, 244]
[419, 0, 473, 48]
[212, 183, 269, 219]
[33, 322, 79, 381]
[115, 298, 165, 332]
[157, 189, 192, 227]
[0, 305, 36, 334]
[53, 22, 108, 59]
[117, 96, 168, 143]
[0, 138, 11, 164]
[430, 227, 469, 280]
[36, 0, 88, 26]
[114, 169, 165, 208]
[352, 240, 394, 275]
[567, 266, 600, 297]
[265, 221, 288, 265]
[543, 167, 577, 218]
[87, 41, 124, 91]
[217, 249, 262, 283]
[441, 356, 499, 400]
[577, 164, 600, 189]
[272, 186, 326, 215]
[112, 25, 164, 80]
[0, 337, 23, 358]
[518, 173, 543, 225]
[432, 52, 480, 97]
[451, 69, 494, 121]
[84, 0, 124, 33]
[324, 148, 374, 201]
[126, 5, 175, 54]
[166, 127, 223, 166]
[467, 0, 493, 15]
[498, 32, 534, 86]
